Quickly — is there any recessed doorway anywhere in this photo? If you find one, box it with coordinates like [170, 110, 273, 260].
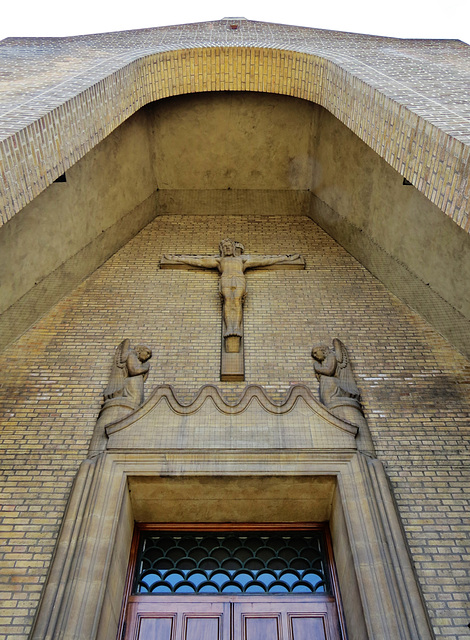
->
[120, 524, 346, 640]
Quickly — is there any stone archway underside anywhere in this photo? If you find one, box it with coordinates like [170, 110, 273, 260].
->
[0, 20, 469, 229]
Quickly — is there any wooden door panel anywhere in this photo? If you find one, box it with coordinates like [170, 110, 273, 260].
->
[183, 615, 222, 640]
[233, 598, 341, 640]
[239, 613, 282, 640]
[135, 615, 174, 640]
[124, 598, 230, 640]
[285, 602, 341, 640]
[289, 614, 327, 640]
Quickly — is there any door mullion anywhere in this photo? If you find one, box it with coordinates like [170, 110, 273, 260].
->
[230, 601, 234, 640]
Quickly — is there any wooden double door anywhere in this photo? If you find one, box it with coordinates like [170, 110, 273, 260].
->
[124, 594, 343, 640]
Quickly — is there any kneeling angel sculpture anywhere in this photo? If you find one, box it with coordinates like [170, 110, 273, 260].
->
[311, 338, 374, 455]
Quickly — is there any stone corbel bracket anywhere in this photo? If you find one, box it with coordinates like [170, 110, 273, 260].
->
[105, 383, 366, 452]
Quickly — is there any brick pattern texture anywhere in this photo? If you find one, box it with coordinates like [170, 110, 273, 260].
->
[0, 20, 469, 229]
[0, 212, 469, 639]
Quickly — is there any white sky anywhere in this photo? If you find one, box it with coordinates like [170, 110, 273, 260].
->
[1, 0, 469, 44]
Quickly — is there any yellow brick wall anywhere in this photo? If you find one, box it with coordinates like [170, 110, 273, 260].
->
[0, 211, 469, 639]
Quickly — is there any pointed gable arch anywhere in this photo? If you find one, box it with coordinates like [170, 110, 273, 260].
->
[1, 20, 469, 229]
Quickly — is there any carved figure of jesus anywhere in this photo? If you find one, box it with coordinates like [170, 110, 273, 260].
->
[161, 239, 304, 353]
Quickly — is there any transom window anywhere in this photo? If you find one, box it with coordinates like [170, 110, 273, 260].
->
[132, 530, 331, 595]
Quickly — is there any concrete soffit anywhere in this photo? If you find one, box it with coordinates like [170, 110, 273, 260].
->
[0, 42, 468, 232]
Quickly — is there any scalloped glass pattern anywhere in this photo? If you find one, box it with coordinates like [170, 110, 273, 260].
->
[133, 532, 331, 595]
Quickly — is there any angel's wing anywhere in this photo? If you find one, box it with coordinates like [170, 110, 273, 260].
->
[103, 339, 130, 399]
[333, 338, 360, 397]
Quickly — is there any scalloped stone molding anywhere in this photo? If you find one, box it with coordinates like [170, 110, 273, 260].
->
[88, 383, 376, 457]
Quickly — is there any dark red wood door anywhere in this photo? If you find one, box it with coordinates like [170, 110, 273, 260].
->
[233, 596, 341, 640]
[123, 595, 342, 640]
[124, 598, 230, 640]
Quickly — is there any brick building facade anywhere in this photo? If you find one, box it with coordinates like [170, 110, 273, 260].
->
[0, 19, 469, 640]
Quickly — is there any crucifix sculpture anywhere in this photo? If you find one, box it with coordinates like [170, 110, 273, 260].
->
[161, 239, 305, 381]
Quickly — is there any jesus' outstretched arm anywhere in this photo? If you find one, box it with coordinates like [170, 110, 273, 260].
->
[242, 253, 303, 270]
[161, 255, 220, 269]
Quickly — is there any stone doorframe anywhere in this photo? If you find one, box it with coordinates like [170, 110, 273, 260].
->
[30, 450, 434, 640]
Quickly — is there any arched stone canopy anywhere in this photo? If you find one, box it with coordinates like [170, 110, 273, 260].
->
[0, 19, 469, 229]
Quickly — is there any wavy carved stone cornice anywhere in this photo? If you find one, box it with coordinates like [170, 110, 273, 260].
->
[106, 383, 357, 427]
[104, 383, 367, 453]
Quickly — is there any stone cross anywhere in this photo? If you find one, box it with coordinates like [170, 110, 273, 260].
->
[160, 239, 305, 381]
